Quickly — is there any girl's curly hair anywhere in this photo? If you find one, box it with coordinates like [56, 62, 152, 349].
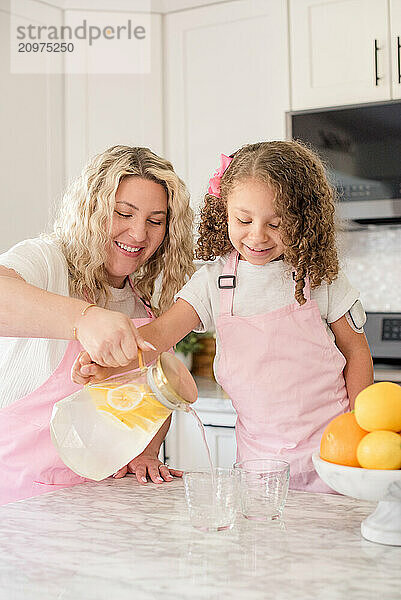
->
[49, 145, 194, 315]
[196, 140, 339, 305]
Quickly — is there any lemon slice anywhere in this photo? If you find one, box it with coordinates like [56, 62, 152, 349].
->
[97, 408, 132, 431]
[106, 384, 143, 412]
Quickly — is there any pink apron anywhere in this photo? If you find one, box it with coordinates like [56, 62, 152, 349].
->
[216, 251, 350, 492]
[0, 282, 153, 505]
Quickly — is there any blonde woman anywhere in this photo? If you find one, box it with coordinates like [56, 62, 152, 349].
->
[0, 145, 194, 504]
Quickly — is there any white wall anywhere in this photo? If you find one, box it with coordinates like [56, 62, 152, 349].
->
[0, 0, 64, 251]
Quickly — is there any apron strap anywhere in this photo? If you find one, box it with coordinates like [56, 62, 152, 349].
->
[219, 255, 313, 316]
[218, 250, 239, 316]
[292, 270, 311, 301]
[127, 276, 154, 318]
[82, 279, 154, 318]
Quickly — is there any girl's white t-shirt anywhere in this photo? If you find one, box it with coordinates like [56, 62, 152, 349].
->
[0, 237, 147, 409]
[176, 255, 360, 375]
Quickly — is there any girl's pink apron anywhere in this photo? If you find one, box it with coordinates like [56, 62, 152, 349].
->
[0, 283, 154, 505]
[216, 251, 350, 492]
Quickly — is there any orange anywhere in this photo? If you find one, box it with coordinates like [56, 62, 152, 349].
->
[357, 430, 401, 470]
[320, 412, 368, 467]
[354, 382, 401, 432]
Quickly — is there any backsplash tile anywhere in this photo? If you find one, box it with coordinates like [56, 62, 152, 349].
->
[338, 226, 401, 312]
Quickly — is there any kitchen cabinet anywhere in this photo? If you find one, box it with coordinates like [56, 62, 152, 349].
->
[164, 0, 290, 212]
[64, 11, 163, 181]
[290, 0, 401, 110]
[1, 1, 164, 250]
[203, 424, 237, 467]
[1, 0, 64, 252]
[391, 0, 401, 98]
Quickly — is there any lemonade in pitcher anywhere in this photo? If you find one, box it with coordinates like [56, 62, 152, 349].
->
[50, 352, 197, 480]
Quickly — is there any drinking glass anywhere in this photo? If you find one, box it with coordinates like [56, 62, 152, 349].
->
[183, 468, 239, 531]
[234, 459, 290, 521]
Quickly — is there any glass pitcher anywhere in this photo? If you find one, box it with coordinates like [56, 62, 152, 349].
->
[50, 351, 197, 481]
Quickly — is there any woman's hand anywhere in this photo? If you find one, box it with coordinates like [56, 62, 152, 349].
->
[112, 452, 183, 485]
[76, 306, 155, 368]
[71, 350, 114, 385]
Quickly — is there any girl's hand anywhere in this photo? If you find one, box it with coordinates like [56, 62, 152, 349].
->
[112, 452, 183, 485]
[75, 306, 155, 368]
[71, 351, 113, 385]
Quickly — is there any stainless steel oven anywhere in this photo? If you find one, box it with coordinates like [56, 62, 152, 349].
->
[364, 312, 401, 383]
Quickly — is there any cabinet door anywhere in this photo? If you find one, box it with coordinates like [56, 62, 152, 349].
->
[164, 411, 236, 470]
[64, 12, 163, 181]
[391, 0, 401, 98]
[290, 0, 391, 110]
[165, 0, 290, 213]
[165, 410, 209, 471]
[204, 425, 237, 468]
[1, 0, 64, 251]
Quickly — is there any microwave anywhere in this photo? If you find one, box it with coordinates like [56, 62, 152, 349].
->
[287, 101, 401, 223]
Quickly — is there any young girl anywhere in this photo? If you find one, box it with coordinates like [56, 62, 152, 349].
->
[74, 141, 373, 492]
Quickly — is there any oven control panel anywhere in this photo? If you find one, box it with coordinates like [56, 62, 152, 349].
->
[382, 318, 401, 341]
[365, 312, 401, 360]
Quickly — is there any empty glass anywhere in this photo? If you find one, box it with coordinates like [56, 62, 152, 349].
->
[183, 468, 239, 532]
[234, 459, 290, 521]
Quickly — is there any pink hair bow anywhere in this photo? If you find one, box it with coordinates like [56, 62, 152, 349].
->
[207, 154, 233, 198]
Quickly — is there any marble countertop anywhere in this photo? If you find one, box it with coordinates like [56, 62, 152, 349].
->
[1, 478, 401, 600]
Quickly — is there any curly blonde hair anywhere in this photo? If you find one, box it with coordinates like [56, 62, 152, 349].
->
[49, 145, 194, 315]
[196, 140, 339, 305]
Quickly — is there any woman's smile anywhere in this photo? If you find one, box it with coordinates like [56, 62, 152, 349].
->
[114, 241, 144, 255]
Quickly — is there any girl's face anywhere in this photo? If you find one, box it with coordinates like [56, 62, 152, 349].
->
[105, 177, 168, 288]
[226, 178, 285, 265]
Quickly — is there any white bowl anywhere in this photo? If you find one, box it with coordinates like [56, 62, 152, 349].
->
[312, 451, 401, 546]
[312, 451, 401, 502]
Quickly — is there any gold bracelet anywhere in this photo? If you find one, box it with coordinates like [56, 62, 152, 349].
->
[73, 303, 97, 340]
[81, 303, 97, 317]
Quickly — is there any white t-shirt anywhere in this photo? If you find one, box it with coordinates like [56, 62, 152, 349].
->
[176, 255, 360, 375]
[0, 237, 148, 409]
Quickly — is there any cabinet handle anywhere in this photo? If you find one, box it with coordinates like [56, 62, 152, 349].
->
[398, 36, 401, 84]
[374, 39, 381, 86]
[203, 424, 235, 429]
